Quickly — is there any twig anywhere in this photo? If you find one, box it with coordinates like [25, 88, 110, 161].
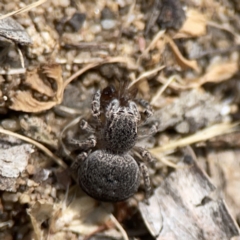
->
[110, 214, 129, 240]
[150, 122, 240, 155]
[0, 0, 47, 20]
[128, 65, 165, 89]
[64, 56, 137, 89]
[0, 68, 26, 75]
[150, 75, 176, 105]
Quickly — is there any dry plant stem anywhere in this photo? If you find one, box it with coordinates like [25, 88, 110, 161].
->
[138, 29, 166, 61]
[128, 65, 165, 89]
[17, 47, 25, 68]
[109, 214, 129, 240]
[0, 127, 67, 168]
[64, 56, 137, 89]
[83, 225, 107, 240]
[64, 42, 109, 50]
[150, 122, 240, 155]
[150, 75, 176, 105]
[0, 0, 47, 20]
[123, 0, 136, 28]
[158, 156, 179, 168]
[0, 68, 26, 75]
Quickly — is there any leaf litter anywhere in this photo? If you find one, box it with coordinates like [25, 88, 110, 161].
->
[0, 0, 240, 239]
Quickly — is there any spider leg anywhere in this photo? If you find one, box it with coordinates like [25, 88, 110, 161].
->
[70, 152, 88, 181]
[134, 146, 155, 164]
[137, 122, 158, 139]
[92, 90, 101, 118]
[135, 98, 153, 123]
[67, 134, 96, 151]
[139, 162, 151, 202]
[80, 119, 95, 133]
[134, 146, 154, 202]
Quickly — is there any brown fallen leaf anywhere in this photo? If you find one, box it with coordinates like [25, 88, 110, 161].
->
[174, 9, 207, 38]
[166, 35, 200, 72]
[199, 61, 238, 85]
[25, 68, 54, 97]
[10, 64, 63, 113]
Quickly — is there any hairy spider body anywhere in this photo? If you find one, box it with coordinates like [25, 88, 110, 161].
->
[103, 100, 139, 154]
[78, 150, 140, 201]
[70, 81, 155, 202]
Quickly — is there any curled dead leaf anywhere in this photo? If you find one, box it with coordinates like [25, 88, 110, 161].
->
[10, 64, 63, 113]
[199, 61, 238, 85]
[25, 68, 55, 97]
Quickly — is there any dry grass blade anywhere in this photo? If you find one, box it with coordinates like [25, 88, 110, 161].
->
[0, 68, 26, 75]
[128, 65, 165, 89]
[150, 75, 176, 105]
[0, 127, 67, 168]
[123, 0, 136, 28]
[157, 156, 179, 169]
[64, 56, 137, 89]
[109, 214, 129, 240]
[138, 29, 166, 62]
[0, 0, 47, 20]
[17, 48, 25, 68]
[150, 122, 240, 155]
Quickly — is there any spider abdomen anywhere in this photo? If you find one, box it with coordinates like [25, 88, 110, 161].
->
[78, 150, 141, 202]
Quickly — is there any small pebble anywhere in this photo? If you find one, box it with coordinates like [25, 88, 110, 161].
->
[26, 165, 35, 175]
[101, 19, 117, 30]
[101, 7, 116, 19]
[19, 193, 31, 204]
[68, 12, 86, 32]
[1, 119, 20, 131]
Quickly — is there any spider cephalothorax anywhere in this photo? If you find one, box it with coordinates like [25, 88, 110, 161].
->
[70, 80, 155, 202]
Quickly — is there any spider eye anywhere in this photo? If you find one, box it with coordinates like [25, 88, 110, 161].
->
[101, 85, 117, 108]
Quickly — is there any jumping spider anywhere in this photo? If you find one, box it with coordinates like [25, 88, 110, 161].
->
[69, 80, 156, 202]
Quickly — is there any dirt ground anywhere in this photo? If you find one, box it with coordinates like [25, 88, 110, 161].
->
[1, 0, 240, 239]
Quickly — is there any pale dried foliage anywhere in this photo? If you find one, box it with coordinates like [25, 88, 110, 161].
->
[10, 64, 64, 112]
[1, 0, 240, 239]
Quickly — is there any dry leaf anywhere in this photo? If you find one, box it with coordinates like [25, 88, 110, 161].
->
[199, 61, 238, 85]
[10, 64, 64, 112]
[25, 68, 55, 97]
[10, 91, 60, 113]
[166, 35, 200, 72]
[175, 9, 207, 38]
